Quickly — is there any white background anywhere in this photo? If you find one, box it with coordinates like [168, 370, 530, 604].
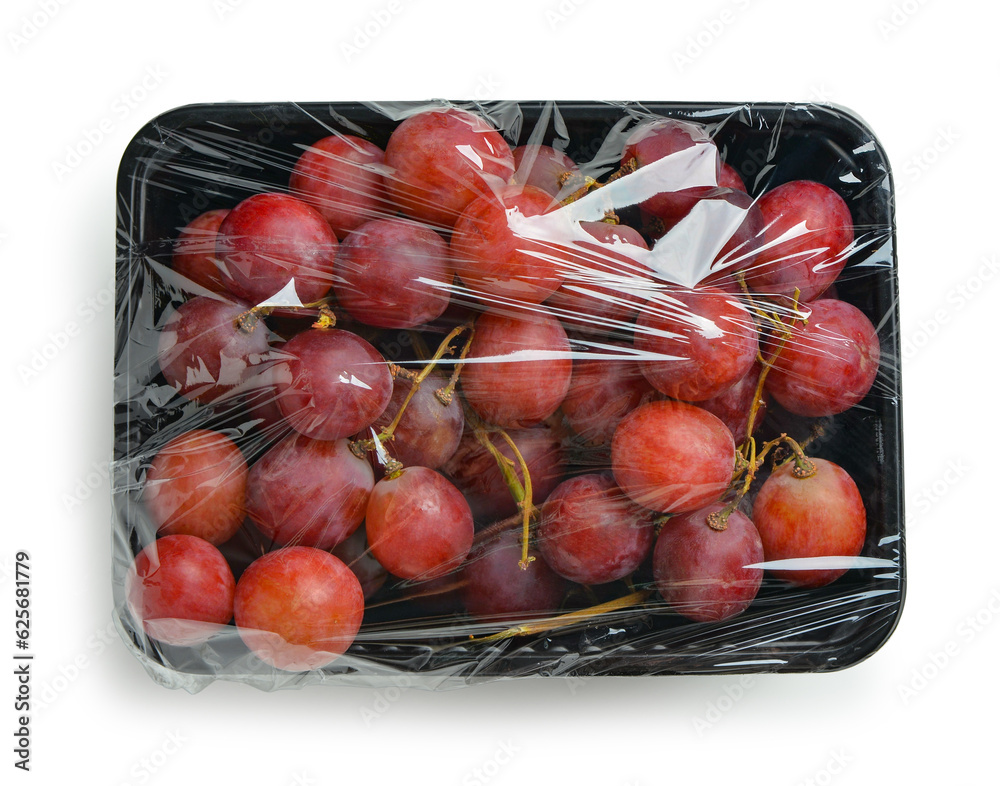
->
[0, 0, 990, 783]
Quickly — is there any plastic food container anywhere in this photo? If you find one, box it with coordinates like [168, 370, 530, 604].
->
[113, 100, 903, 692]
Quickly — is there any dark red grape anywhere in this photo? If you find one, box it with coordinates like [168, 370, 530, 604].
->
[289, 134, 389, 239]
[371, 370, 463, 470]
[461, 306, 571, 428]
[652, 503, 764, 622]
[719, 162, 746, 192]
[126, 534, 235, 645]
[451, 184, 570, 304]
[561, 346, 656, 445]
[234, 547, 364, 670]
[538, 474, 655, 585]
[698, 361, 768, 443]
[384, 107, 514, 228]
[172, 209, 230, 293]
[443, 425, 566, 523]
[752, 458, 866, 588]
[334, 218, 452, 328]
[635, 287, 758, 402]
[332, 528, 388, 600]
[512, 144, 581, 197]
[216, 192, 338, 305]
[245, 432, 373, 550]
[142, 429, 247, 545]
[611, 400, 735, 514]
[461, 528, 567, 622]
[366, 467, 474, 580]
[766, 299, 879, 417]
[274, 328, 393, 441]
[744, 180, 853, 302]
[157, 296, 271, 403]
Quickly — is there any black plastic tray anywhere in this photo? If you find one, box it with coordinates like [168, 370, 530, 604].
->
[114, 101, 904, 685]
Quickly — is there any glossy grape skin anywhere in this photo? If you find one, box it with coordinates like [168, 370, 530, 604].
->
[245, 432, 373, 550]
[539, 474, 655, 585]
[126, 535, 236, 645]
[172, 209, 230, 293]
[142, 429, 247, 545]
[719, 162, 747, 192]
[545, 221, 653, 333]
[512, 144, 581, 197]
[289, 134, 389, 239]
[366, 467, 474, 580]
[561, 348, 656, 445]
[753, 458, 866, 588]
[451, 185, 569, 304]
[461, 307, 572, 428]
[332, 528, 388, 600]
[698, 361, 768, 443]
[766, 299, 880, 417]
[697, 190, 766, 284]
[652, 504, 764, 623]
[384, 107, 515, 228]
[611, 401, 735, 514]
[334, 218, 452, 328]
[443, 425, 566, 523]
[622, 118, 721, 223]
[745, 180, 854, 302]
[216, 193, 338, 305]
[460, 528, 567, 622]
[274, 328, 393, 441]
[371, 370, 463, 471]
[635, 287, 758, 402]
[157, 296, 271, 403]
[234, 547, 364, 671]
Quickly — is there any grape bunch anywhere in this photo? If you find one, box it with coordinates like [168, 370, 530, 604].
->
[125, 106, 883, 673]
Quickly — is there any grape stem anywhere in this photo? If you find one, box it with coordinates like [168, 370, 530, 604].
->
[234, 305, 272, 334]
[558, 158, 638, 206]
[467, 589, 652, 644]
[435, 325, 476, 406]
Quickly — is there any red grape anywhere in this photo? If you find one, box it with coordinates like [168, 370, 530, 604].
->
[752, 458, 866, 588]
[451, 184, 570, 304]
[698, 360, 768, 443]
[461, 528, 566, 622]
[157, 296, 271, 403]
[719, 162, 746, 192]
[443, 425, 566, 523]
[245, 432, 373, 550]
[561, 346, 656, 445]
[622, 118, 721, 224]
[745, 180, 854, 302]
[766, 299, 879, 417]
[274, 328, 393, 441]
[635, 287, 758, 402]
[384, 107, 514, 228]
[652, 503, 764, 622]
[216, 192, 338, 305]
[126, 534, 235, 645]
[142, 429, 247, 545]
[332, 528, 388, 600]
[611, 400, 735, 514]
[366, 467, 474, 580]
[538, 474, 655, 585]
[334, 218, 452, 328]
[172, 209, 230, 293]
[512, 144, 581, 197]
[234, 547, 364, 670]
[289, 134, 389, 239]
[461, 306, 572, 428]
[371, 370, 464, 471]
[545, 221, 653, 333]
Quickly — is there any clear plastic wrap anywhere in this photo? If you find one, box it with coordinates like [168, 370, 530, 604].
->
[113, 100, 903, 692]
